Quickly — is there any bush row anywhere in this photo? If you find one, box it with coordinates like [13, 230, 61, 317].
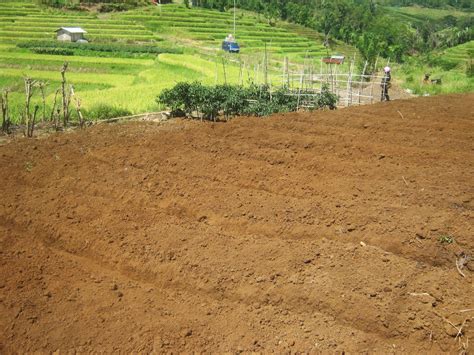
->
[36, 0, 154, 12]
[18, 41, 181, 55]
[158, 82, 337, 120]
[31, 47, 75, 55]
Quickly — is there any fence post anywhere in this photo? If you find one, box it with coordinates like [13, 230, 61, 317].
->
[296, 69, 304, 111]
[222, 57, 227, 85]
[239, 58, 243, 86]
[358, 60, 368, 105]
[264, 42, 268, 85]
[215, 55, 219, 85]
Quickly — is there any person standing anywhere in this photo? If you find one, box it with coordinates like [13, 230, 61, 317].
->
[381, 66, 391, 102]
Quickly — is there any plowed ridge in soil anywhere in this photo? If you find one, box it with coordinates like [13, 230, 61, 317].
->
[1, 94, 473, 353]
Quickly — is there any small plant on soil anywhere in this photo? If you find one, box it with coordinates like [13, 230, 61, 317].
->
[25, 161, 34, 172]
[439, 234, 454, 244]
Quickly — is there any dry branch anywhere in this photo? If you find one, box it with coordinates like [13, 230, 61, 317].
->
[402, 176, 409, 186]
[456, 252, 470, 278]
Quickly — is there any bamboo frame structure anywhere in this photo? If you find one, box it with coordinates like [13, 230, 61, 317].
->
[277, 56, 385, 108]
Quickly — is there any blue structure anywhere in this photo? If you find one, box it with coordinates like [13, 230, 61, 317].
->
[222, 41, 240, 53]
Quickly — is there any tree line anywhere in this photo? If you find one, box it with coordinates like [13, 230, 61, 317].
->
[192, 0, 472, 67]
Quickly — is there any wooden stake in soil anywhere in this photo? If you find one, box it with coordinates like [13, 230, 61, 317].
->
[222, 57, 228, 85]
[283, 56, 289, 88]
[239, 58, 243, 86]
[320, 57, 323, 93]
[264, 42, 268, 85]
[38, 81, 48, 122]
[23, 77, 37, 135]
[358, 61, 368, 105]
[215, 55, 219, 85]
[50, 88, 61, 124]
[1, 89, 10, 133]
[71, 86, 85, 129]
[61, 62, 71, 127]
[296, 69, 304, 111]
[348, 59, 355, 106]
[374, 55, 379, 74]
[27, 105, 39, 138]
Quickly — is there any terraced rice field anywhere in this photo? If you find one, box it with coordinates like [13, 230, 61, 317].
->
[0, 1, 350, 117]
[0, 1, 159, 44]
[439, 41, 474, 67]
[384, 6, 471, 24]
[0, 2, 238, 115]
[118, 5, 329, 60]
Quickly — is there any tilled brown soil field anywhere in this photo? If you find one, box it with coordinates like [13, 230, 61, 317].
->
[1, 94, 473, 353]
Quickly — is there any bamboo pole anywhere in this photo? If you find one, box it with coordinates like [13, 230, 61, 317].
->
[222, 57, 227, 85]
[296, 69, 304, 111]
[349, 60, 354, 106]
[320, 57, 323, 93]
[239, 58, 243, 86]
[370, 72, 375, 105]
[264, 43, 268, 85]
[215, 55, 219, 85]
[374, 55, 379, 74]
[358, 60, 368, 105]
[61, 62, 70, 127]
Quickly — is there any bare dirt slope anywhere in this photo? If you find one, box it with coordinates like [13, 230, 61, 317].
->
[1, 94, 473, 353]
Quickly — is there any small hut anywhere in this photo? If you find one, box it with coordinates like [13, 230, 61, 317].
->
[56, 27, 87, 42]
[322, 55, 345, 65]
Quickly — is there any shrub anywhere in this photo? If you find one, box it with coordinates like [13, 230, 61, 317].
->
[157, 82, 338, 120]
[158, 82, 193, 115]
[315, 84, 338, 110]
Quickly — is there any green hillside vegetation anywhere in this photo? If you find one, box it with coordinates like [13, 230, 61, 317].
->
[2, 1, 341, 121]
[0, 0, 472, 126]
[398, 41, 473, 95]
[431, 40, 474, 68]
[385, 6, 471, 23]
[115, 5, 332, 61]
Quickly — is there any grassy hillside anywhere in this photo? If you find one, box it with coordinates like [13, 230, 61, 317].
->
[436, 40, 474, 67]
[384, 6, 471, 24]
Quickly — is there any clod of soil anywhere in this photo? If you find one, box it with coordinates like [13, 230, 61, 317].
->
[0, 94, 473, 353]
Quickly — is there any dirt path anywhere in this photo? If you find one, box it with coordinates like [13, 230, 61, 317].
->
[1, 94, 473, 353]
